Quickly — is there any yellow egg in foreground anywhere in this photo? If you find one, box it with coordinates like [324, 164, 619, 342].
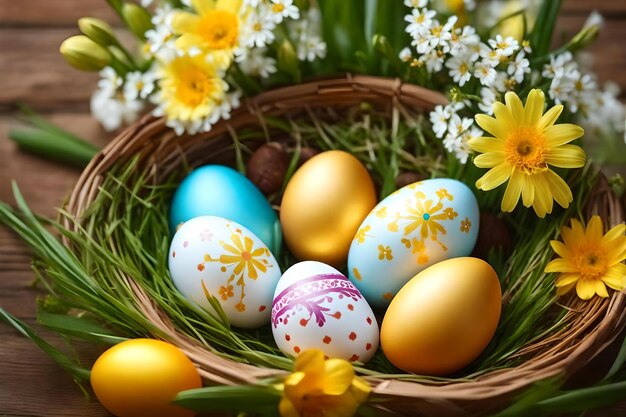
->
[381, 257, 501, 375]
[280, 150, 377, 267]
[90, 339, 202, 417]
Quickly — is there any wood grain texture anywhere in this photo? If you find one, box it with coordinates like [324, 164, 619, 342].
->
[1, 1, 626, 416]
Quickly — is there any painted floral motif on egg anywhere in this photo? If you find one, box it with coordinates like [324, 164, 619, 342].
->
[348, 178, 479, 307]
[168, 216, 281, 329]
[271, 261, 379, 363]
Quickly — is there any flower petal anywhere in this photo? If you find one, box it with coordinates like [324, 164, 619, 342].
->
[294, 349, 325, 374]
[576, 279, 596, 300]
[172, 12, 201, 33]
[350, 377, 371, 403]
[278, 397, 299, 417]
[505, 91, 525, 124]
[530, 173, 553, 218]
[320, 359, 355, 395]
[600, 223, 626, 246]
[545, 259, 579, 273]
[544, 124, 584, 147]
[557, 281, 576, 296]
[517, 173, 533, 208]
[585, 215, 604, 242]
[605, 238, 626, 264]
[545, 144, 586, 168]
[493, 102, 516, 131]
[474, 152, 505, 168]
[595, 280, 609, 298]
[537, 104, 564, 130]
[475, 115, 508, 140]
[192, 0, 215, 14]
[555, 273, 580, 286]
[501, 170, 523, 212]
[550, 240, 573, 258]
[601, 264, 626, 291]
[544, 170, 573, 209]
[468, 136, 504, 153]
[524, 89, 545, 125]
[475, 163, 512, 191]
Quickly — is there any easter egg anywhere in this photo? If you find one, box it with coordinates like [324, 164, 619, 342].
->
[168, 216, 281, 328]
[381, 257, 501, 375]
[169, 165, 282, 254]
[90, 339, 201, 417]
[348, 178, 479, 307]
[280, 150, 376, 267]
[271, 261, 379, 363]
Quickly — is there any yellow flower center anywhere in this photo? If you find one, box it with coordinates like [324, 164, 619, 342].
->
[505, 126, 548, 174]
[197, 10, 239, 50]
[174, 66, 216, 107]
[272, 3, 285, 13]
[253, 22, 262, 32]
[575, 245, 608, 280]
[459, 62, 468, 74]
[241, 251, 251, 261]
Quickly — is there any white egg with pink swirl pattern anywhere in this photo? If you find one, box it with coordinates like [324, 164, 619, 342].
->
[271, 261, 379, 363]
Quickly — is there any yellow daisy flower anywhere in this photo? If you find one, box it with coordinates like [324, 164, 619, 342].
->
[156, 53, 227, 125]
[545, 216, 626, 300]
[219, 232, 269, 279]
[279, 349, 370, 417]
[469, 89, 586, 218]
[171, 0, 243, 68]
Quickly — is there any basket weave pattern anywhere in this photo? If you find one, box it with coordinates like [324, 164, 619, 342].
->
[64, 75, 626, 416]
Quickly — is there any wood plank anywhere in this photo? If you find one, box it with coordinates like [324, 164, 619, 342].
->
[0, 28, 135, 112]
[562, 0, 626, 14]
[0, 0, 117, 26]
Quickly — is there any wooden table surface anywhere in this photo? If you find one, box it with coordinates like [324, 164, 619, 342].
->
[1, 1, 625, 416]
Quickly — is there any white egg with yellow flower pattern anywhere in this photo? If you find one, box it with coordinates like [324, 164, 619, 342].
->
[168, 216, 281, 329]
[347, 179, 479, 307]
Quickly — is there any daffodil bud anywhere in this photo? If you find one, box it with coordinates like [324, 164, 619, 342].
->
[78, 17, 119, 47]
[60, 35, 111, 71]
[566, 24, 600, 53]
[277, 40, 299, 78]
[121, 3, 153, 41]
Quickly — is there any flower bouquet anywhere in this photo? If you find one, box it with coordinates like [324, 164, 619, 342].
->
[1, 1, 626, 417]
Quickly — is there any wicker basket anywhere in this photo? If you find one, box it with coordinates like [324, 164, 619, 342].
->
[64, 74, 626, 416]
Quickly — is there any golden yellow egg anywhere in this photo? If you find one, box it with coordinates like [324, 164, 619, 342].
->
[381, 257, 501, 375]
[280, 150, 377, 267]
[90, 339, 202, 417]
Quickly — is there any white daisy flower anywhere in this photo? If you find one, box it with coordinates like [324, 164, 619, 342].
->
[91, 87, 142, 132]
[241, 9, 277, 48]
[421, 49, 444, 72]
[474, 61, 497, 86]
[429, 105, 450, 138]
[145, 24, 176, 57]
[297, 35, 327, 61]
[449, 25, 479, 57]
[478, 42, 501, 67]
[446, 53, 472, 86]
[268, 0, 299, 24]
[428, 16, 457, 52]
[403, 0, 428, 8]
[124, 71, 157, 101]
[548, 75, 576, 104]
[521, 40, 532, 54]
[97, 67, 123, 94]
[411, 29, 433, 54]
[478, 87, 497, 115]
[151, 3, 174, 28]
[488, 35, 519, 57]
[239, 47, 277, 78]
[405, 8, 436, 38]
[507, 51, 530, 83]
[447, 113, 474, 138]
[569, 72, 597, 113]
[542, 52, 575, 79]
[399, 47, 413, 62]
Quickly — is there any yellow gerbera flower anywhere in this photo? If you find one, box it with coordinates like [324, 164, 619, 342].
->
[545, 215, 626, 300]
[279, 349, 370, 417]
[156, 53, 227, 125]
[171, 0, 243, 68]
[469, 89, 586, 218]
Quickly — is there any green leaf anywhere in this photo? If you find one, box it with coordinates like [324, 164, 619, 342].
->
[537, 381, 626, 415]
[529, 0, 563, 60]
[174, 385, 281, 412]
[9, 129, 97, 168]
[0, 307, 91, 381]
[37, 310, 128, 346]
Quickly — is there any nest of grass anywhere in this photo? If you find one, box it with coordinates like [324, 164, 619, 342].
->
[57, 75, 625, 416]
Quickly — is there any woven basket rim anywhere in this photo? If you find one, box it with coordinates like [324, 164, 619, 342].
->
[63, 74, 626, 416]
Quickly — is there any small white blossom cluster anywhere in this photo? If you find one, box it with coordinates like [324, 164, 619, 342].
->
[288, 8, 327, 62]
[543, 51, 625, 140]
[401, 1, 535, 163]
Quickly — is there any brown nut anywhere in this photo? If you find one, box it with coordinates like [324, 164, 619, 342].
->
[471, 212, 512, 260]
[298, 146, 320, 166]
[395, 172, 428, 189]
[247, 142, 289, 195]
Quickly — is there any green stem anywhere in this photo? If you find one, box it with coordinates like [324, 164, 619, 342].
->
[9, 129, 98, 168]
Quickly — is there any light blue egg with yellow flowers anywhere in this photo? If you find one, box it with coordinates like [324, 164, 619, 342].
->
[347, 178, 479, 308]
[169, 165, 282, 254]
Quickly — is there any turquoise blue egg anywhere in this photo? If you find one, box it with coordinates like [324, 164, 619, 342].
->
[169, 165, 282, 254]
[347, 178, 479, 307]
